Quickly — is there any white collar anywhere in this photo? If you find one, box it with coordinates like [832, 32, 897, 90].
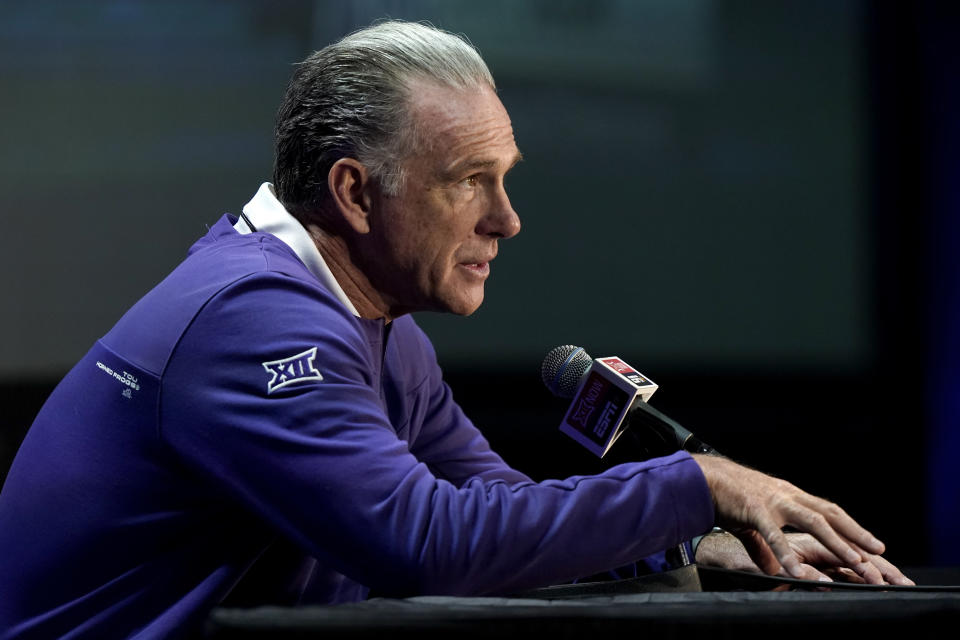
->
[235, 183, 360, 317]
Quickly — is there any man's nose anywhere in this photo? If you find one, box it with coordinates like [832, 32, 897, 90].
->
[477, 187, 521, 239]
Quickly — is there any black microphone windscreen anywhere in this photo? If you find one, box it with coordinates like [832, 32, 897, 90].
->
[541, 345, 593, 398]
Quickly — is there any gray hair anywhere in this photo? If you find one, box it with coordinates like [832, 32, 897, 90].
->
[273, 20, 495, 218]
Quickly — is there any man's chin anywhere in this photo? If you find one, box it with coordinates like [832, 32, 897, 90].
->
[442, 290, 485, 316]
[448, 301, 483, 317]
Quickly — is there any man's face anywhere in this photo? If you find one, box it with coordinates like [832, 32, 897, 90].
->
[363, 80, 522, 317]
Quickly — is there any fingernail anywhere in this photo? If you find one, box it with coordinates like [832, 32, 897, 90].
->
[818, 575, 833, 583]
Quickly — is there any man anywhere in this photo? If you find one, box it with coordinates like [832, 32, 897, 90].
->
[0, 20, 910, 639]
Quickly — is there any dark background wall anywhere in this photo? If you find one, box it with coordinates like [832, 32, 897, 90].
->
[1, 1, 956, 568]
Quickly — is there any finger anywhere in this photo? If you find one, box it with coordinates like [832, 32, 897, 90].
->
[756, 521, 808, 579]
[787, 532, 893, 585]
[827, 567, 866, 584]
[858, 549, 916, 586]
[795, 493, 885, 556]
[785, 532, 843, 566]
[794, 563, 833, 583]
[752, 532, 832, 582]
[851, 559, 885, 585]
[733, 529, 782, 576]
[782, 501, 864, 569]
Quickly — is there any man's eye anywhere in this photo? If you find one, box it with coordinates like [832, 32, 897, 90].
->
[463, 175, 479, 187]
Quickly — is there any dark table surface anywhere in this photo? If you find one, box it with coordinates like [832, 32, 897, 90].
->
[205, 565, 960, 639]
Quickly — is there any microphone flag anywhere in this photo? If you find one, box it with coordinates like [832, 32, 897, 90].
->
[559, 356, 658, 457]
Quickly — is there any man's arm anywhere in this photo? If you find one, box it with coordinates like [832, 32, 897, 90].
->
[160, 274, 714, 597]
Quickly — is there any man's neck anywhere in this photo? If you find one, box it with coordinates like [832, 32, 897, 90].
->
[305, 224, 393, 322]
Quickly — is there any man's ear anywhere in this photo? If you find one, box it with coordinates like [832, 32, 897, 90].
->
[328, 157, 374, 234]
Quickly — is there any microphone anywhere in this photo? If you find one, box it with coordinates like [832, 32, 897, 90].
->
[541, 345, 717, 458]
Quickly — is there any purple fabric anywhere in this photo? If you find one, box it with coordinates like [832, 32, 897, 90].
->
[0, 215, 714, 638]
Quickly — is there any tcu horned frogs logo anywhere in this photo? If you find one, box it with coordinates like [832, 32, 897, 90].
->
[262, 347, 324, 394]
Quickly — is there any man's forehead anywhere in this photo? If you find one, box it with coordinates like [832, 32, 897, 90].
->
[406, 80, 519, 165]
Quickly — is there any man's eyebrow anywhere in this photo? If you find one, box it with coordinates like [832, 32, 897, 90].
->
[442, 151, 524, 180]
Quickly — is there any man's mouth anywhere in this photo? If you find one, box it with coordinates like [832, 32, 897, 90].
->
[460, 262, 490, 277]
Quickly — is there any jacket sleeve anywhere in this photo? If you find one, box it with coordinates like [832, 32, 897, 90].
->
[159, 273, 715, 597]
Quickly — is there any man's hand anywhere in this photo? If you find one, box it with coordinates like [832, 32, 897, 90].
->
[692, 454, 907, 584]
[695, 529, 914, 585]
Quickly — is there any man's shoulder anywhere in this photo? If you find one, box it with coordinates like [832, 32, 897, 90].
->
[185, 213, 314, 280]
[102, 215, 353, 376]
